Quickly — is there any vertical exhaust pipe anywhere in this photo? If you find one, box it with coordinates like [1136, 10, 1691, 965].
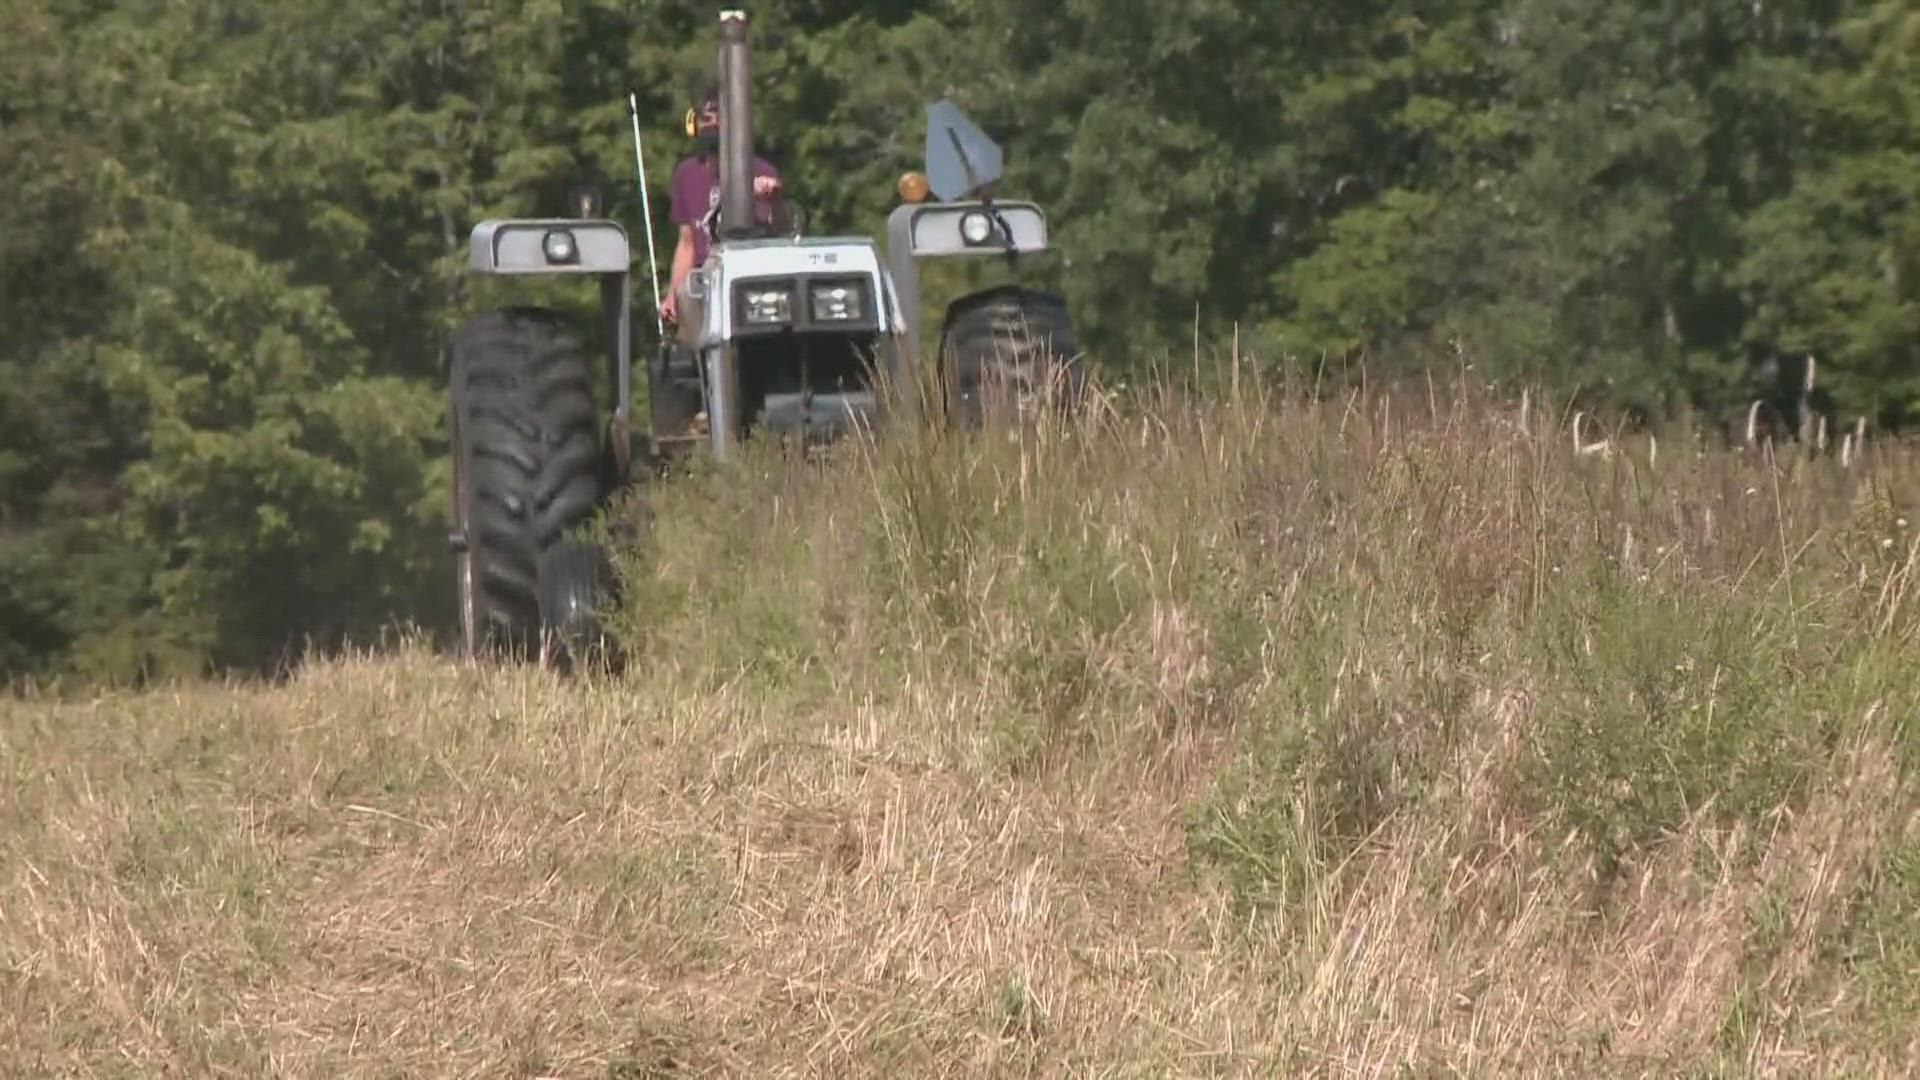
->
[717, 10, 754, 240]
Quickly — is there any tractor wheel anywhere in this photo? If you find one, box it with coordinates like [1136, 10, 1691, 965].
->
[939, 285, 1086, 427]
[535, 538, 619, 670]
[449, 307, 605, 659]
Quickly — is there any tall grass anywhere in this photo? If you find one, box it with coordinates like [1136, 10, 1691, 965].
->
[4, 358, 1918, 1075]
[598, 360, 1920, 1066]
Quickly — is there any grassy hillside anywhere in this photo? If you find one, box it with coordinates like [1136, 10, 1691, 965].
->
[5, 368, 1920, 1076]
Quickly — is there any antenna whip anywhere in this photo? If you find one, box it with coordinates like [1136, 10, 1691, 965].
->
[628, 92, 665, 341]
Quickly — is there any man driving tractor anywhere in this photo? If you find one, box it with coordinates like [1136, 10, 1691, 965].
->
[660, 85, 784, 326]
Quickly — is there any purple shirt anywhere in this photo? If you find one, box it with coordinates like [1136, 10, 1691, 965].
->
[669, 152, 781, 264]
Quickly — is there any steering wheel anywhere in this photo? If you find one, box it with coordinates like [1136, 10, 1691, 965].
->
[707, 196, 805, 241]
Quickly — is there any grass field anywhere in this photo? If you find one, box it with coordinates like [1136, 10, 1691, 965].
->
[5, 366, 1920, 1076]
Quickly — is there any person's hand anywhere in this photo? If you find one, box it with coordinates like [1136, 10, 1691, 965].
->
[659, 290, 677, 324]
[754, 175, 781, 197]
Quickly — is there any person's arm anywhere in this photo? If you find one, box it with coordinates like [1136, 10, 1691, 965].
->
[662, 160, 698, 321]
[665, 225, 696, 313]
[751, 158, 786, 233]
[673, 225, 697, 276]
[753, 156, 782, 198]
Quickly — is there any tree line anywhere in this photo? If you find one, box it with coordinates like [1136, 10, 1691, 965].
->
[3, 0, 1914, 683]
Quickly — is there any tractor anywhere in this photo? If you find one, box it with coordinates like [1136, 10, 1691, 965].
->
[445, 8, 1083, 663]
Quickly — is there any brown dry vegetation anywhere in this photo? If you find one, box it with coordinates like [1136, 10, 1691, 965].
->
[5, 364, 1920, 1077]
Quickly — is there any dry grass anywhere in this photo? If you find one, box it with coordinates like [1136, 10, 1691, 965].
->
[5, 363, 1920, 1076]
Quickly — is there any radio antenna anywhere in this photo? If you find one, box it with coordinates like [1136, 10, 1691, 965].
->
[628, 92, 665, 341]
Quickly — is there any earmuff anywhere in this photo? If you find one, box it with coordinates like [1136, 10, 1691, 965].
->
[686, 96, 720, 139]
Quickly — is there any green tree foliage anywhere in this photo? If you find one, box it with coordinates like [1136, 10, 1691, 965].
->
[2, 0, 1915, 683]
[1736, 0, 1920, 424]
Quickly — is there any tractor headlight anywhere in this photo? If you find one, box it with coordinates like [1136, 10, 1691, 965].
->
[744, 286, 793, 324]
[809, 282, 863, 322]
[959, 210, 995, 246]
[542, 228, 579, 265]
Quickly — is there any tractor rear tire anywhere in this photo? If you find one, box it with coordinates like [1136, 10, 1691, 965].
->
[450, 307, 605, 659]
[939, 286, 1085, 426]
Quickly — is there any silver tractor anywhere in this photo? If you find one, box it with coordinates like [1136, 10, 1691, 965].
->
[445, 8, 1083, 663]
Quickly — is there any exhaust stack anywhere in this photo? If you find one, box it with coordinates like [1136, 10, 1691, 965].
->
[717, 10, 754, 240]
